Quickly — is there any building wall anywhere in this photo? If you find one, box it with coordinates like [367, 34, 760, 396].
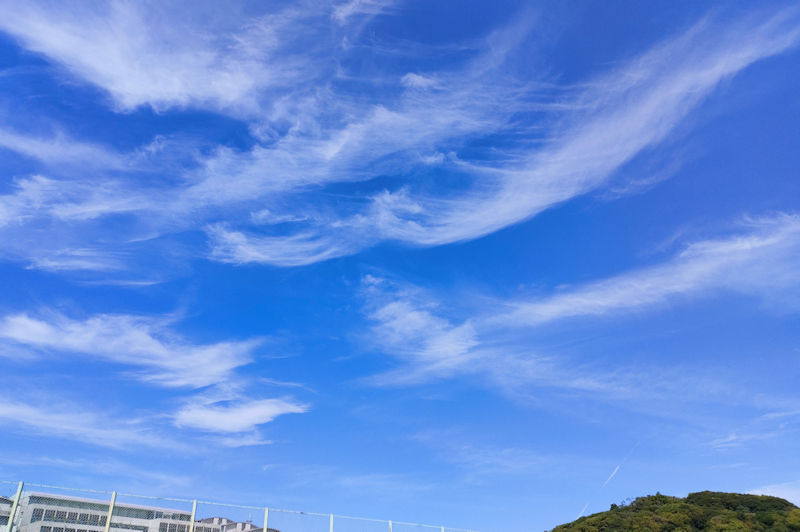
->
[11, 494, 222, 532]
[1, 495, 13, 526]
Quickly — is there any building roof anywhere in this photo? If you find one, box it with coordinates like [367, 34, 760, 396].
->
[26, 492, 192, 516]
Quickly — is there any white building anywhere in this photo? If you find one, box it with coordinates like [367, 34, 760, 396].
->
[197, 517, 259, 532]
[1, 495, 12, 527]
[5, 493, 273, 532]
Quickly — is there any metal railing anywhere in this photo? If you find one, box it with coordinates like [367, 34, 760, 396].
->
[0, 481, 476, 532]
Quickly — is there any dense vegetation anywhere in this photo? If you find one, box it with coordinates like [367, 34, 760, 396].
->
[550, 491, 800, 531]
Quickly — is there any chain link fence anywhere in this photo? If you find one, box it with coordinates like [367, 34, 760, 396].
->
[0, 481, 475, 532]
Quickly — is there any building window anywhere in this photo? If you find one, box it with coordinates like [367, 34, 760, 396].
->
[28, 498, 106, 513]
[114, 508, 155, 520]
[41, 526, 52, 532]
[32, 508, 45, 522]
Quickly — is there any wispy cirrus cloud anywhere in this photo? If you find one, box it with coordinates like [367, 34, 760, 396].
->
[0, 9, 526, 270]
[499, 214, 800, 327]
[0, 454, 194, 492]
[361, 273, 638, 396]
[0, 1, 324, 114]
[360, 214, 800, 397]
[0, 6, 797, 273]
[0, 311, 262, 388]
[0, 127, 126, 169]
[0, 174, 144, 230]
[208, 8, 800, 265]
[0, 312, 311, 449]
[172, 382, 307, 437]
[709, 431, 782, 450]
[368, 11, 800, 247]
[332, 0, 396, 24]
[207, 225, 358, 267]
[360, 275, 480, 385]
[412, 430, 547, 479]
[0, 388, 306, 452]
[0, 397, 185, 451]
[750, 480, 800, 505]
[26, 248, 127, 272]
[174, 397, 307, 433]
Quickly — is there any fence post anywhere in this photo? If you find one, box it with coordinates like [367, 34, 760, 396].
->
[388, 521, 392, 532]
[329, 514, 333, 532]
[188, 500, 197, 532]
[103, 492, 116, 532]
[262, 508, 269, 532]
[5, 481, 23, 532]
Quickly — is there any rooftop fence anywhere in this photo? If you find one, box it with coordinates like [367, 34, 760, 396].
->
[0, 481, 476, 532]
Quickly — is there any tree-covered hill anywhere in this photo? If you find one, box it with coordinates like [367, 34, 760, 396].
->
[549, 491, 800, 531]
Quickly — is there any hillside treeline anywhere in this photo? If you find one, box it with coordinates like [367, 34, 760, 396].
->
[550, 491, 800, 531]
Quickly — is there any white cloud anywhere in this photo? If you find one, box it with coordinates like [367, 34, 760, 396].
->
[0, 2, 318, 114]
[26, 249, 125, 272]
[374, 10, 800, 247]
[749, 480, 800, 505]
[439, 443, 544, 477]
[709, 431, 781, 450]
[411, 430, 549, 485]
[215, 434, 274, 448]
[0, 312, 261, 388]
[0, 127, 126, 169]
[0, 455, 193, 491]
[335, 473, 433, 493]
[401, 73, 438, 89]
[0, 6, 798, 275]
[182, 30, 526, 212]
[360, 214, 800, 396]
[0, 397, 183, 450]
[207, 225, 357, 267]
[174, 398, 307, 433]
[208, 9, 800, 265]
[0, 175, 143, 230]
[360, 276, 480, 385]
[362, 275, 626, 393]
[332, 0, 395, 24]
[500, 214, 800, 327]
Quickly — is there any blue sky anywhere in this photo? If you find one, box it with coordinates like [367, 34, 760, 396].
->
[0, 1, 799, 530]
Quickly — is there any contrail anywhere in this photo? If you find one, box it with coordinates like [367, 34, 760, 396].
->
[601, 464, 621, 488]
[576, 503, 590, 519]
[575, 440, 642, 519]
[601, 440, 641, 489]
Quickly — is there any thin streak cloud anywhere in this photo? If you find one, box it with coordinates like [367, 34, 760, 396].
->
[0, 7, 796, 272]
[0, 311, 263, 388]
[0, 397, 185, 451]
[361, 214, 800, 394]
[208, 9, 800, 265]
